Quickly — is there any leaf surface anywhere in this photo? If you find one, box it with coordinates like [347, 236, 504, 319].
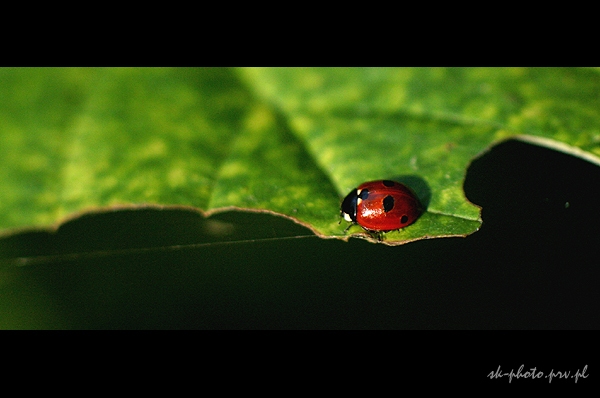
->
[1, 67, 599, 245]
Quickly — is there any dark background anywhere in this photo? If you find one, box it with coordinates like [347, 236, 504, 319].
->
[1, 139, 599, 329]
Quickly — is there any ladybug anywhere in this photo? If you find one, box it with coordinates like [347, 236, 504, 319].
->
[341, 180, 422, 237]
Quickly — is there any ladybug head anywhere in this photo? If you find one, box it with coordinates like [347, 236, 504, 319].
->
[340, 188, 369, 223]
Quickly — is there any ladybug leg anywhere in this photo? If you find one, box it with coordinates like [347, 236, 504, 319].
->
[363, 228, 384, 241]
[343, 223, 355, 233]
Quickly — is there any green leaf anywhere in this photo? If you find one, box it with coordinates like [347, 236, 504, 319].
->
[1, 67, 599, 246]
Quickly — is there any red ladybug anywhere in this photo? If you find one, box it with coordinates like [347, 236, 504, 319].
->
[341, 180, 422, 235]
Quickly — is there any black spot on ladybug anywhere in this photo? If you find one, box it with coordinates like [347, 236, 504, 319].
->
[383, 195, 395, 212]
[359, 189, 369, 200]
[382, 180, 395, 187]
[400, 215, 408, 224]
